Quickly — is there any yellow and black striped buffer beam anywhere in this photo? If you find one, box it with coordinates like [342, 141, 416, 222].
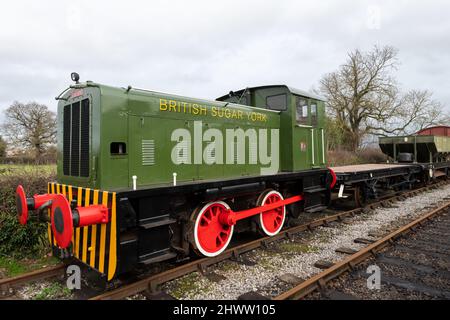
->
[48, 183, 117, 280]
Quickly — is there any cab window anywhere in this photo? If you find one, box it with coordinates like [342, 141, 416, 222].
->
[311, 103, 317, 125]
[296, 99, 309, 124]
[237, 96, 247, 105]
[266, 94, 287, 111]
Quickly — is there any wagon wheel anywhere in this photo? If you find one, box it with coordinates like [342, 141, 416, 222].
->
[323, 189, 332, 207]
[419, 172, 430, 187]
[354, 185, 367, 208]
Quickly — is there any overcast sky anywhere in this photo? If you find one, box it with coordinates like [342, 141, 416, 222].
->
[1, 0, 450, 118]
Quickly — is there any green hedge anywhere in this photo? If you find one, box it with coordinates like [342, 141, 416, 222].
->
[0, 169, 55, 257]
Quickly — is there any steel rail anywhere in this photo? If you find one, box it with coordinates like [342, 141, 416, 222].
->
[274, 199, 450, 300]
[90, 181, 446, 300]
[0, 263, 66, 296]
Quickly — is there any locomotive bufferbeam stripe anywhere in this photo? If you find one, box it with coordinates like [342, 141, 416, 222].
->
[75, 187, 82, 258]
[67, 186, 74, 248]
[82, 189, 90, 263]
[108, 193, 117, 280]
[99, 191, 108, 273]
[47, 183, 117, 280]
[89, 190, 98, 268]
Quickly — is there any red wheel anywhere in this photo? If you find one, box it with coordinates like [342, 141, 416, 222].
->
[256, 190, 286, 236]
[193, 201, 234, 257]
[51, 194, 73, 249]
[16, 185, 28, 225]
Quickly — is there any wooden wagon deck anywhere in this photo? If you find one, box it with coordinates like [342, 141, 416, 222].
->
[331, 163, 423, 185]
[331, 163, 413, 174]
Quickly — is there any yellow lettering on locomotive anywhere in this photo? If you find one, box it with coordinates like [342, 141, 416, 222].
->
[261, 114, 267, 122]
[160, 99, 267, 122]
[192, 104, 200, 115]
[181, 102, 188, 113]
[169, 100, 177, 112]
[160, 99, 168, 111]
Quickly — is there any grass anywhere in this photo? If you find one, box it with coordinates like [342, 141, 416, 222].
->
[33, 282, 72, 300]
[257, 255, 277, 271]
[217, 261, 241, 273]
[0, 256, 27, 276]
[0, 255, 59, 278]
[170, 273, 212, 299]
[313, 229, 333, 244]
[277, 242, 320, 254]
[0, 164, 56, 176]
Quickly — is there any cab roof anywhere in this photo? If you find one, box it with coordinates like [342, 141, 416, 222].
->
[216, 85, 326, 102]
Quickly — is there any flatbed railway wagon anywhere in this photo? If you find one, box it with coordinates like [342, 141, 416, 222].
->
[331, 163, 424, 207]
[15, 74, 336, 281]
[333, 126, 450, 206]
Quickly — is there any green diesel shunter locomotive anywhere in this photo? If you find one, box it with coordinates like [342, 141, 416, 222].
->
[16, 74, 335, 280]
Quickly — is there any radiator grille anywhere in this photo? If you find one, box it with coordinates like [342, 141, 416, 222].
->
[63, 105, 71, 175]
[63, 99, 90, 177]
[70, 102, 80, 176]
[80, 99, 90, 177]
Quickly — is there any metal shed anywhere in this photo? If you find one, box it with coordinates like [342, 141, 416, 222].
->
[417, 125, 450, 137]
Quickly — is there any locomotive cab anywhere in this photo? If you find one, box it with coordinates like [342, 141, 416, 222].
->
[217, 85, 327, 172]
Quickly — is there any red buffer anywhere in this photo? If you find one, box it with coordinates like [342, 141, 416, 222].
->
[328, 167, 337, 189]
[50, 194, 109, 248]
[16, 185, 109, 249]
[16, 185, 55, 225]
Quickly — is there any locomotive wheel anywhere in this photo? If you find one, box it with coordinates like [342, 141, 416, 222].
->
[191, 201, 234, 257]
[256, 190, 286, 236]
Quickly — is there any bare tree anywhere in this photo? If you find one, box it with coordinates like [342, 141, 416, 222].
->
[367, 89, 448, 136]
[319, 45, 449, 151]
[0, 135, 7, 157]
[2, 101, 56, 160]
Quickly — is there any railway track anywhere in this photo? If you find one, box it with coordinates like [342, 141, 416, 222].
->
[0, 263, 66, 298]
[275, 197, 450, 300]
[1, 181, 446, 300]
[90, 181, 447, 300]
